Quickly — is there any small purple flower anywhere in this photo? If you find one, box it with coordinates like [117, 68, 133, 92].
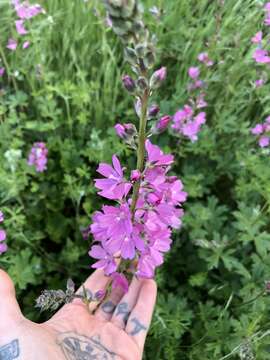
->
[28, 142, 48, 172]
[0, 211, 4, 223]
[95, 155, 132, 200]
[7, 38, 18, 51]
[188, 67, 200, 79]
[251, 124, 264, 135]
[0, 230, 6, 242]
[15, 20, 28, 35]
[255, 79, 265, 88]
[23, 41, 30, 49]
[253, 49, 270, 63]
[198, 52, 214, 67]
[0, 243, 8, 255]
[251, 31, 263, 44]
[89, 245, 117, 275]
[259, 136, 270, 147]
[0, 68, 5, 77]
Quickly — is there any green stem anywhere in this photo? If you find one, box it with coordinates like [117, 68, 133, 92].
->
[130, 88, 149, 219]
[0, 43, 19, 92]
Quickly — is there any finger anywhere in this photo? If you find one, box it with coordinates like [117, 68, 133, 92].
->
[95, 285, 125, 321]
[111, 277, 142, 329]
[0, 269, 22, 322]
[56, 269, 111, 316]
[125, 279, 157, 352]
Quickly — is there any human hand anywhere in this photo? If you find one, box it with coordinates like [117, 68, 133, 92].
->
[0, 269, 157, 360]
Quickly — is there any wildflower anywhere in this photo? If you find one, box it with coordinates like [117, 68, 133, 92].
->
[0, 211, 7, 255]
[131, 170, 141, 181]
[0, 68, 5, 77]
[15, 19, 28, 35]
[114, 123, 136, 140]
[251, 31, 263, 44]
[22, 41, 30, 49]
[251, 124, 264, 135]
[94, 155, 132, 200]
[259, 136, 270, 147]
[188, 67, 200, 79]
[89, 245, 117, 275]
[145, 139, 174, 166]
[252, 49, 270, 63]
[198, 52, 214, 67]
[0, 230, 6, 242]
[255, 79, 265, 88]
[7, 38, 18, 51]
[28, 142, 48, 172]
[0, 211, 3, 223]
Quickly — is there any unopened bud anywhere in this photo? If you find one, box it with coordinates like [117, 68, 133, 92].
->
[131, 170, 141, 181]
[137, 76, 148, 90]
[150, 66, 167, 89]
[148, 104, 160, 118]
[122, 75, 136, 92]
[114, 123, 136, 139]
[155, 115, 171, 133]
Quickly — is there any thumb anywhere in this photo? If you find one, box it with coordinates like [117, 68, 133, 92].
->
[0, 269, 23, 322]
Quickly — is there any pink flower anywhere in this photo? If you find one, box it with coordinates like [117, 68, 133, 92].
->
[259, 136, 270, 147]
[0, 230, 6, 242]
[251, 31, 263, 44]
[0, 243, 8, 255]
[198, 52, 214, 67]
[196, 93, 208, 108]
[7, 38, 18, 51]
[28, 142, 48, 172]
[251, 124, 264, 135]
[15, 3, 44, 19]
[255, 79, 265, 88]
[111, 272, 129, 293]
[145, 139, 174, 166]
[15, 20, 28, 35]
[95, 155, 132, 200]
[252, 49, 270, 63]
[91, 204, 133, 247]
[0, 211, 4, 223]
[188, 67, 200, 79]
[0, 68, 5, 77]
[265, 2, 270, 11]
[23, 41, 30, 49]
[89, 245, 117, 275]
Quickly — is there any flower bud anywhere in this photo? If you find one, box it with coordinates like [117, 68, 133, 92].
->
[155, 115, 171, 133]
[131, 170, 141, 181]
[137, 76, 148, 90]
[135, 98, 142, 118]
[114, 123, 137, 139]
[122, 75, 136, 92]
[148, 104, 160, 118]
[150, 66, 167, 89]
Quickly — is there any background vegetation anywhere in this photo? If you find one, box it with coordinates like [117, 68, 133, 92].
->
[1, 0, 270, 358]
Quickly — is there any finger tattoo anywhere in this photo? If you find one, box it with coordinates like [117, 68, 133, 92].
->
[128, 318, 147, 336]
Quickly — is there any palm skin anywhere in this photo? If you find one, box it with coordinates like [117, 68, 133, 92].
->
[0, 269, 157, 360]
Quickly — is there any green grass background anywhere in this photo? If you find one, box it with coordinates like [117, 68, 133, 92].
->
[1, 0, 270, 358]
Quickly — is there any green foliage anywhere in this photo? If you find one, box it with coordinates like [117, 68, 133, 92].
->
[1, 0, 270, 358]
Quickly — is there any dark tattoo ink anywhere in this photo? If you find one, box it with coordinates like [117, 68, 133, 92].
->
[116, 302, 130, 325]
[129, 318, 147, 336]
[101, 301, 116, 314]
[0, 339, 20, 360]
[57, 333, 115, 360]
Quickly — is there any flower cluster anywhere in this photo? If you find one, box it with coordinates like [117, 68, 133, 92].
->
[251, 3, 270, 87]
[171, 52, 213, 142]
[6, 0, 44, 52]
[88, 139, 187, 285]
[0, 211, 7, 255]
[251, 116, 270, 148]
[28, 142, 48, 172]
